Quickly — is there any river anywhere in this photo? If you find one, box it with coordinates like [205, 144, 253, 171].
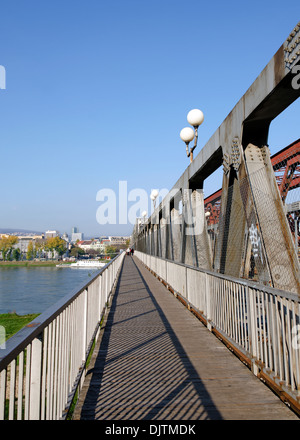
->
[0, 266, 101, 315]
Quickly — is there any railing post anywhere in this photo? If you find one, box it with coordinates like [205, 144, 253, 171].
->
[82, 289, 88, 363]
[247, 286, 259, 376]
[98, 275, 102, 320]
[29, 333, 43, 420]
[206, 273, 212, 331]
[0, 369, 6, 420]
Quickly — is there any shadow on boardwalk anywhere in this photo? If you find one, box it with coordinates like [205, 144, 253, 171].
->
[74, 256, 223, 420]
[74, 256, 298, 420]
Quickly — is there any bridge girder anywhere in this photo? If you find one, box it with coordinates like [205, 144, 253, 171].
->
[133, 22, 300, 295]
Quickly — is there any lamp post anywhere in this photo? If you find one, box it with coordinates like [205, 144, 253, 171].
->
[142, 210, 147, 225]
[150, 189, 159, 210]
[180, 109, 204, 163]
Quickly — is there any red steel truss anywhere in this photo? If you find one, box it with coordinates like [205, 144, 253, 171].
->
[204, 139, 300, 225]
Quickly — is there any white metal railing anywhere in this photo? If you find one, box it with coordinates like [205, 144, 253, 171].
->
[135, 250, 300, 409]
[0, 252, 125, 420]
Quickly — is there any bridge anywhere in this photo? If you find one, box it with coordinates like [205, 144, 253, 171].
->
[0, 22, 300, 421]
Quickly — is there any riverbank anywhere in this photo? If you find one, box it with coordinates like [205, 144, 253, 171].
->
[0, 260, 71, 267]
[0, 313, 40, 340]
[0, 260, 110, 267]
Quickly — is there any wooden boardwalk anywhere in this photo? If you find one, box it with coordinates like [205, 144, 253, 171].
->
[73, 256, 298, 420]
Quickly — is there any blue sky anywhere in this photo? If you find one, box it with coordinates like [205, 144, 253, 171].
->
[0, 0, 299, 237]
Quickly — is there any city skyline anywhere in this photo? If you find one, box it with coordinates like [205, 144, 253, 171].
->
[0, 227, 130, 240]
[0, 1, 299, 237]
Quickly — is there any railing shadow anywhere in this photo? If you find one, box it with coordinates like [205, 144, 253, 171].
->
[77, 256, 223, 420]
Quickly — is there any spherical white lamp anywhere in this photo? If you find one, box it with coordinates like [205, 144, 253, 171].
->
[151, 189, 159, 199]
[187, 109, 204, 127]
[180, 127, 195, 144]
[142, 210, 147, 218]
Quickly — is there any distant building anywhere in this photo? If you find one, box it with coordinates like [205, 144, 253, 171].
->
[71, 227, 83, 243]
[10, 234, 46, 257]
[109, 236, 130, 246]
[77, 240, 92, 251]
[77, 239, 104, 253]
[0, 232, 70, 260]
[10, 236, 49, 259]
[61, 232, 69, 242]
[16, 237, 34, 256]
[71, 232, 84, 243]
[45, 230, 59, 238]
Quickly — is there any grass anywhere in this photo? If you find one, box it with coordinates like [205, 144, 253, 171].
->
[0, 260, 68, 267]
[1, 305, 108, 419]
[0, 261, 60, 267]
[0, 313, 40, 340]
[0, 260, 106, 267]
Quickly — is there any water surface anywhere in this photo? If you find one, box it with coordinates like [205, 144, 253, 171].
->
[0, 266, 101, 315]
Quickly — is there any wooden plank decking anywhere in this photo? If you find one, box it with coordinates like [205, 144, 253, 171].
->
[73, 256, 298, 420]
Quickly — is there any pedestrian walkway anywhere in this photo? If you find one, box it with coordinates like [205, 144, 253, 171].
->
[73, 256, 298, 420]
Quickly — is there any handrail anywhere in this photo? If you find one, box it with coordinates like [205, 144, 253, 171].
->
[135, 250, 300, 415]
[140, 254, 300, 303]
[0, 252, 125, 420]
[0, 257, 115, 370]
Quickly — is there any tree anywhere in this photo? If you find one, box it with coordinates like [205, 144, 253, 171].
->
[45, 237, 67, 259]
[34, 241, 45, 259]
[12, 248, 21, 261]
[86, 248, 98, 256]
[0, 236, 19, 261]
[70, 246, 85, 258]
[105, 245, 118, 257]
[27, 241, 35, 260]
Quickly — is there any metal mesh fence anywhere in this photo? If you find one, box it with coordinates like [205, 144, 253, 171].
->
[205, 142, 300, 292]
